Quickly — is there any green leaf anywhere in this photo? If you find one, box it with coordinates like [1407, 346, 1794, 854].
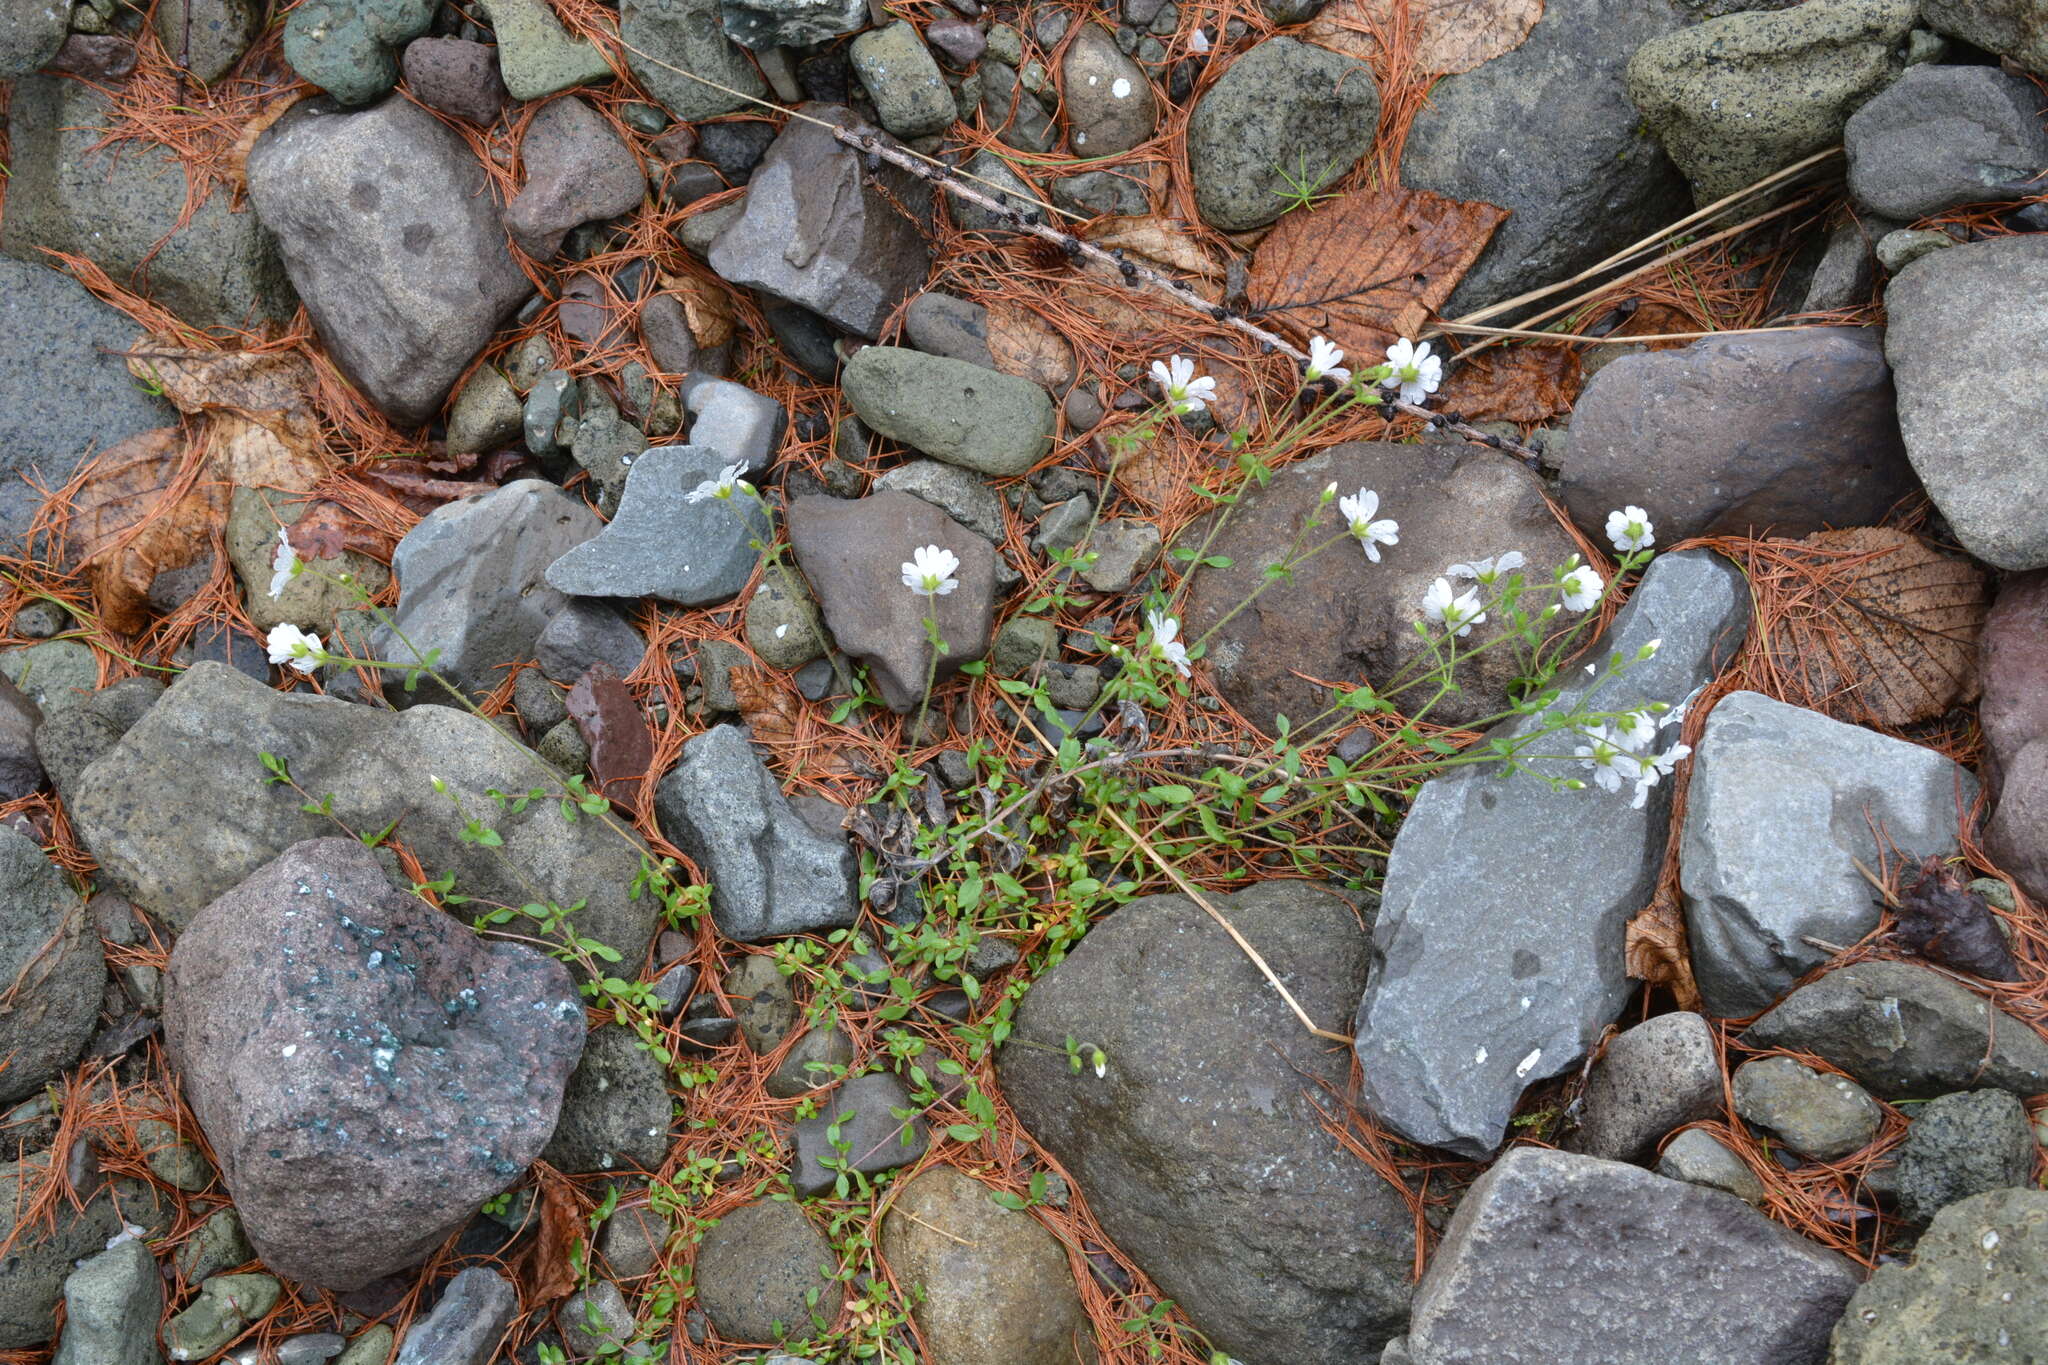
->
[945, 1122, 983, 1143]
[1143, 784, 1194, 805]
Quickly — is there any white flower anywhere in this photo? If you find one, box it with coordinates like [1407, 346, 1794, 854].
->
[1338, 489, 1399, 562]
[901, 544, 961, 597]
[265, 623, 324, 675]
[267, 528, 300, 600]
[1304, 335, 1350, 386]
[1628, 742, 1693, 810]
[1612, 710, 1658, 751]
[1147, 609, 1191, 678]
[1606, 505, 1654, 553]
[1446, 550, 1526, 586]
[1573, 725, 1637, 795]
[686, 463, 753, 504]
[1558, 563, 1603, 612]
[1091, 1047, 1108, 1079]
[1420, 576, 1485, 637]
[1381, 337, 1443, 407]
[1149, 354, 1217, 415]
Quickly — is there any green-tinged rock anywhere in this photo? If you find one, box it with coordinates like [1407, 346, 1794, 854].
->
[1830, 1188, 2048, 1361]
[282, 0, 436, 104]
[135, 1119, 214, 1193]
[477, 0, 614, 99]
[0, 1157, 161, 1349]
[334, 1325, 393, 1365]
[841, 347, 1053, 477]
[0, 0, 66, 79]
[164, 1275, 281, 1362]
[152, 0, 260, 82]
[51, 1238, 160, 1365]
[1186, 37, 1378, 231]
[172, 1208, 254, 1284]
[992, 617, 1057, 677]
[0, 640, 96, 717]
[225, 487, 391, 633]
[744, 566, 827, 670]
[1917, 0, 2048, 78]
[850, 22, 955, 139]
[1892, 1090, 2036, 1226]
[446, 366, 525, 455]
[623, 0, 765, 121]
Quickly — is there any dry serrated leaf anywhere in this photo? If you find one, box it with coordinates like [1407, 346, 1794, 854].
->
[124, 344, 328, 491]
[1085, 215, 1226, 280]
[1769, 527, 1987, 727]
[68, 428, 228, 634]
[1303, 0, 1544, 74]
[663, 275, 735, 351]
[985, 300, 1077, 391]
[1433, 344, 1582, 423]
[1246, 185, 1507, 362]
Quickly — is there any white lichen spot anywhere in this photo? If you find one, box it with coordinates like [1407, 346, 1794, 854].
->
[1473, 1046, 1488, 1066]
[1111, 76, 1131, 99]
[373, 1047, 396, 1072]
[775, 624, 790, 638]
[1519, 996, 1531, 1010]
[1515, 1048, 1542, 1078]
[280, 1044, 298, 1058]
[367, 951, 383, 969]
[1983, 1229, 2002, 1252]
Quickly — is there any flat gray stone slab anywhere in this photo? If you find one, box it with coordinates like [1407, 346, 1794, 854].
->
[545, 445, 770, 607]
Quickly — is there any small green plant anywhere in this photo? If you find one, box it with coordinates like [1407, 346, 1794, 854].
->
[1268, 151, 1341, 213]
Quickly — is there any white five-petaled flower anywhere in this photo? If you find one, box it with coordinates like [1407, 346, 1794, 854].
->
[1147, 609, 1191, 678]
[1149, 354, 1217, 415]
[1381, 337, 1443, 407]
[1446, 550, 1526, 586]
[1304, 335, 1351, 386]
[267, 528, 300, 600]
[1612, 710, 1659, 751]
[1337, 488, 1400, 562]
[1573, 724, 1638, 795]
[1420, 576, 1485, 637]
[1626, 742, 1694, 809]
[265, 623, 324, 675]
[1558, 563, 1603, 612]
[686, 463, 754, 504]
[901, 544, 961, 597]
[1606, 505, 1654, 554]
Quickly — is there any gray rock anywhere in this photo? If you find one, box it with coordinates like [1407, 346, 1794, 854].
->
[51, 1238, 160, 1365]
[1883, 235, 2048, 570]
[719, 0, 863, 49]
[444, 366, 524, 455]
[1656, 1128, 1767, 1204]
[281, 0, 433, 103]
[902, 291, 997, 370]
[0, 676, 41, 804]
[572, 388, 646, 507]
[873, 460, 1007, 546]
[153, 0, 259, 82]
[625, 0, 767, 120]
[537, 601, 646, 685]
[1401, 0, 1690, 315]
[785, 491, 1000, 712]
[1679, 691, 1976, 1017]
[544, 446, 768, 607]
[0, 259, 175, 550]
[596, 1204, 666, 1279]
[1352, 551, 1750, 1157]
[35, 678, 164, 807]
[69, 662, 659, 971]
[765, 1026, 852, 1098]
[1080, 518, 1158, 592]
[371, 480, 601, 702]
[475, 0, 611, 99]
[505, 97, 647, 261]
[1892, 1089, 2035, 1226]
[1402, 1148, 1857, 1365]
[791, 1072, 929, 1196]
[0, 640, 97, 717]
[1797, 214, 1887, 313]
[393, 1267, 517, 1365]
[707, 107, 932, 339]
[1050, 167, 1151, 216]
[538, 718, 590, 774]
[227, 486, 391, 633]
[0, 1156, 159, 1349]
[877, 1166, 1095, 1365]
[1844, 65, 2048, 221]
[743, 567, 826, 670]
[1624, 0, 1915, 205]
[1186, 37, 1379, 232]
[1060, 22, 1156, 155]
[336, 1326, 394, 1365]
[135, 1118, 213, 1191]
[164, 1274, 281, 1361]
[726, 953, 799, 1053]
[560, 1280, 636, 1358]
[402, 37, 507, 125]
[524, 369, 579, 457]
[171, 1207, 252, 1284]
[1915, 0, 2048, 79]
[1732, 1055, 1882, 1160]
[0, 0, 64, 78]
[246, 96, 532, 426]
[276, 1333, 347, 1364]
[841, 347, 1053, 478]
[1876, 226, 1955, 273]
[981, 60, 1057, 154]
[1741, 960, 2048, 1100]
[542, 1026, 670, 1174]
[1001, 881, 1414, 1363]
[851, 22, 955, 139]
[1829, 1188, 2048, 1361]
[2, 76, 293, 331]
[692, 1200, 839, 1342]
[164, 838, 584, 1289]
[684, 380, 785, 475]
[1575, 1011, 1723, 1163]
[1558, 328, 1917, 543]
[0, 829, 104, 1106]
[948, 150, 1048, 235]
[653, 724, 857, 941]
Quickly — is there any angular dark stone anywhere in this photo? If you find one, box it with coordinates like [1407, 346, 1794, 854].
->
[0, 828, 104, 1105]
[1844, 63, 2048, 221]
[402, 37, 507, 125]
[504, 97, 647, 261]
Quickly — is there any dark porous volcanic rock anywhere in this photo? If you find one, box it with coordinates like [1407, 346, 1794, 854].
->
[1558, 327, 1917, 542]
[707, 106, 932, 339]
[164, 838, 584, 1290]
[692, 1200, 841, 1343]
[999, 881, 1414, 1364]
[67, 662, 658, 972]
[1182, 441, 1579, 735]
[504, 96, 647, 261]
[245, 95, 532, 426]
[402, 37, 507, 125]
[1843, 64, 2048, 222]
[540, 1024, 671, 1174]
[1890, 1089, 2036, 1227]
[786, 492, 998, 713]
[0, 828, 105, 1105]
[1830, 1188, 2048, 1362]
[1573, 1011, 1723, 1164]
[0, 1154, 162, 1349]
[1390, 1148, 1858, 1365]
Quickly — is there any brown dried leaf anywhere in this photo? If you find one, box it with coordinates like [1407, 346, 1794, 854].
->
[1624, 889, 1701, 1012]
[730, 666, 802, 748]
[227, 91, 313, 192]
[665, 275, 735, 351]
[518, 1171, 586, 1304]
[125, 344, 329, 491]
[1302, 0, 1544, 74]
[1896, 856, 2020, 982]
[1246, 186, 1507, 362]
[1432, 344, 1582, 423]
[285, 501, 393, 561]
[985, 299, 1077, 391]
[1085, 215, 1225, 280]
[567, 663, 653, 812]
[68, 428, 227, 635]
[1770, 527, 1987, 727]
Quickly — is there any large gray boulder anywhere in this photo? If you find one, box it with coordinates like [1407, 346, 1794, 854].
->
[67, 662, 659, 972]
[164, 839, 584, 1291]
[0, 828, 103, 1106]
[2, 75, 294, 331]
[1883, 235, 2048, 571]
[1186, 37, 1378, 232]
[1916, 0, 2048, 79]
[999, 881, 1415, 1364]
[246, 96, 532, 426]
[1391, 1149, 1858, 1365]
[1843, 65, 2048, 222]
[1830, 1188, 2048, 1361]
[1680, 692, 1977, 1017]
[707, 106, 932, 339]
[1558, 328, 1917, 543]
[1401, 0, 1690, 315]
[652, 724, 857, 942]
[1353, 550, 1751, 1157]
[369, 480, 601, 703]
